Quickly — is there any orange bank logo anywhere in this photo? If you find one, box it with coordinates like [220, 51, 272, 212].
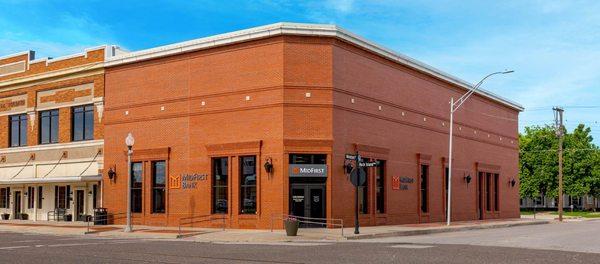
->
[170, 175, 181, 189]
[292, 167, 300, 174]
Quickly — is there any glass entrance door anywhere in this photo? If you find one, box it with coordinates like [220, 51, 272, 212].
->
[290, 184, 326, 227]
[14, 191, 21, 219]
[76, 190, 85, 221]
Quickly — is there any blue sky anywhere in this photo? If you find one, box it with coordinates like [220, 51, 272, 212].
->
[1, 0, 599, 142]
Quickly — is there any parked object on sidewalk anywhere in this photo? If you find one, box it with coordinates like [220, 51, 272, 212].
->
[18, 213, 28, 220]
[1, 213, 8, 220]
[94, 208, 108, 225]
[284, 216, 299, 236]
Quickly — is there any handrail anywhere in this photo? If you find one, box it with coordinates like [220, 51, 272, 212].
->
[85, 212, 128, 233]
[177, 214, 227, 238]
[270, 214, 344, 237]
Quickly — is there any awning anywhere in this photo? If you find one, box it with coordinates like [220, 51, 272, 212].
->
[0, 175, 102, 185]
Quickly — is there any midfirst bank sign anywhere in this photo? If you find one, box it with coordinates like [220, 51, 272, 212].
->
[289, 164, 328, 177]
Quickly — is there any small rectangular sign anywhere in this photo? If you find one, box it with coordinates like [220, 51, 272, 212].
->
[359, 161, 380, 167]
[289, 164, 328, 177]
[345, 154, 356, 160]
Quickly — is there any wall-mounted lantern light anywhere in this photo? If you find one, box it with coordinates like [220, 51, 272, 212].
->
[510, 178, 516, 187]
[108, 166, 117, 181]
[464, 174, 472, 184]
[343, 162, 354, 175]
[264, 157, 273, 174]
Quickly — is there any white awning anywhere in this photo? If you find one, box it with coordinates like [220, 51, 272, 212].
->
[0, 175, 102, 185]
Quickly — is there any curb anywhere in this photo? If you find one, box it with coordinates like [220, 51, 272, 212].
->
[345, 220, 550, 240]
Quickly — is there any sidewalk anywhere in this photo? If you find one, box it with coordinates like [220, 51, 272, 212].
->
[0, 218, 549, 242]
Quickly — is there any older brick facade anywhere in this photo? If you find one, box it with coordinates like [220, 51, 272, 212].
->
[103, 23, 521, 229]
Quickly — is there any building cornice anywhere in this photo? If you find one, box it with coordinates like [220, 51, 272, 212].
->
[0, 63, 104, 91]
[105, 22, 523, 111]
[0, 139, 103, 154]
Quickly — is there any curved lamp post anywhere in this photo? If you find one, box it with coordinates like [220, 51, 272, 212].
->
[446, 70, 513, 226]
[124, 132, 135, 232]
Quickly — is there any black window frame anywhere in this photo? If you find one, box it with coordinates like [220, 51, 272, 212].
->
[486, 173, 492, 211]
[494, 174, 500, 211]
[54, 185, 70, 209]
[131, 162, 143, 213]
[9, 113, 27, 147]
[375, 160, 385, 214]
[92, 184, 98, 209]
[420, 164, 429, 213]
[239, 156, 257, 214]
[212, 157, 228, 214]
[151, 161, 166, 214]
[0, 187, 8, 208]
[358, 157, 369, 214]
[72, 104, 94, 141]
[27, 186, 35, 209]
[39, 109, 59, 144]
[37, 186, 43, 209]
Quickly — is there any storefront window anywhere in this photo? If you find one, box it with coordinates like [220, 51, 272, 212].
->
[54, 186, 70, 209]
[212, 157, 228, 214]
[486, 173, 492, 211]
[131, 162, 143, 213]
[152, 161, 166, 213]
[240, 156, 257, 214]
[0, 188, 8, 208]
[37, 186, 43, 209]
[420, 164, 429, 213]
[494, 174, 499, 211]
[72, 105, 94, 141]
[27, 186, 35, 209]
[375, 160, 385, 214]
[359, 158, 369, 214]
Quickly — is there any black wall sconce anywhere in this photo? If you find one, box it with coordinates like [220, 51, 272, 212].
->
[107, 166, 117, 182]
[510, 178, 516, 187]
[264, 157, 274, 174]
[343, 161, 354, 174]
[464, 174, 472, 184]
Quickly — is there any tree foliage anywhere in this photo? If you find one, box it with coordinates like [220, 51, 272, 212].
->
[519, 124, 600, 199]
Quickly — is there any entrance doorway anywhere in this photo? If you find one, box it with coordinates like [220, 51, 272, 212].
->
[75, 190, 85, 221]
[477, 172, 484, 220]
[13, 191, 21, 219]
[290, 184, 326, 226]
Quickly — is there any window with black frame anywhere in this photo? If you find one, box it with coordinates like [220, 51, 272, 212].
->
[9, 114, 27, 147]
[0, 188, 8, 208]
[72, 105, 94, 141]
[358, 158, 369, 214]
[212, 157, 228, 214]
[420, 164, 429, 213]
[39, 109, 59, 144]
[54, 186, 70, 209]
[131, 162, 143, 213]
[375, 160, 385, 214]
[152, 161, 166, 213]
[37, 186, 43, 209]
[27, 186, 35, 209]
[240, 156, 256, 214]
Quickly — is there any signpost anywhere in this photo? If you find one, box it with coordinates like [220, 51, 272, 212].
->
[345, 152, 380, 235]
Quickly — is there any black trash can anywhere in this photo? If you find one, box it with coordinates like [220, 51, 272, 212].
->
[94, 208, 108, 225]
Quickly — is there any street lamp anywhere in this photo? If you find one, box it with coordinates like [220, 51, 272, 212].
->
[124, 132, 135, 232]
[446, 70, 513, 226]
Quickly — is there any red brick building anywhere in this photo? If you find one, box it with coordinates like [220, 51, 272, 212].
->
[102, 23, 523, 229]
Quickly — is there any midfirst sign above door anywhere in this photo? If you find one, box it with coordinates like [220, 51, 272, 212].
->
[289, 164, 328, 177]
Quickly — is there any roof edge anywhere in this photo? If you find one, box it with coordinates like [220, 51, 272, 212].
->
[104, 22, 524, 111]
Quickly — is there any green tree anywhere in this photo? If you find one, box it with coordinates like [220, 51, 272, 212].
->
[519, 124, 600, 200]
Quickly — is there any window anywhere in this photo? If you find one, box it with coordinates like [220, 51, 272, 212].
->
[420, 164, 429, 213]
[72, 105, 94, 141]
[358, 158, 369, 214]
[212, 157, 228, 214]
[494, 174, 499, 211]
[0, 188, 8, 208]
[39, 109, 59, 144]
[54, 186, 70, 209]
[240, 156, 257, 214]
[27, 186, 35, 209]
[152, 161, 166, 213]
[131, 162, 143, 213]
[92, 184, 98, 209]
[375, 160, 385, 214]
[9, 114, 27, 147]
[486, 173, 492, 211]
[37, 186, 43, 209]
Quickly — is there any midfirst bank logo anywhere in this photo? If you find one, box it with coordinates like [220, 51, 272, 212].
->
[289, 164, 328, 177]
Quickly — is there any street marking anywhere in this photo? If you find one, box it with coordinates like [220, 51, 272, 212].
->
[212, 241, 333, 246]
[390, 244, 434, 249]
[0, 246, 30, 250]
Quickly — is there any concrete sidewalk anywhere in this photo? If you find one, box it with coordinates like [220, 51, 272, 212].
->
[0, 218, 550, 242]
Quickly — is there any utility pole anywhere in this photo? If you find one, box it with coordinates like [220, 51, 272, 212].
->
[553, 107, 564, 222]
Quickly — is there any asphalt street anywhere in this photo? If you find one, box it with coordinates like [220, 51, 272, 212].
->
[0, 220, 599, 263]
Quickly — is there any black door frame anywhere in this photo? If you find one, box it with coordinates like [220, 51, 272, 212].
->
[478, 173, 484, 220]
[14, 191, 21, 219]
[290, 183, 326, 225]
[75, 190, 85, 221]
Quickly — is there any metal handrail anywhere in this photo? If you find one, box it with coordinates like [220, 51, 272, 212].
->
[177, 214, 227, 238]
[270, 214, 344, 237]
[85, 212, 128, 233]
